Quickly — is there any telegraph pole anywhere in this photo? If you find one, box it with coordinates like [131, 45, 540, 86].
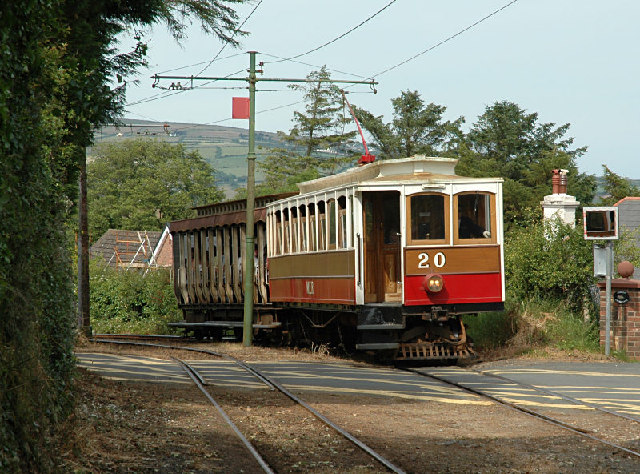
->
[152, 52, 377, 346]
[243, 51, 257, 346]
[78, 147, 91, 336]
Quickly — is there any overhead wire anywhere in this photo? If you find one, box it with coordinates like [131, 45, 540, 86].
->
[125, 67, 245, 106]
[251, 0, 521, 122]
[371, 0, 520, 78]
[193, 0, 264, 78]
[124, 1, 264, 108]
[155, 52, 246, 75]
[263, 0, 398, 64]
[126, 0, 520, 133]
[126, 0, 391, 111]
[259, 52, 367, 80]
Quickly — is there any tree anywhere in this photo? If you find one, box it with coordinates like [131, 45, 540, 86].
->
[0, 1, 245, 469]
[257, 67, 359, 195]
[457, 101, 596, 222]
[88, 139, 224, 238]
[284, 66, 357, 159]
[354, 90, 464, 159]
[600, 165, 640, 205]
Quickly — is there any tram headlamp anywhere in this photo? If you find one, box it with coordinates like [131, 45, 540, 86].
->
[424, 274, 444, 293]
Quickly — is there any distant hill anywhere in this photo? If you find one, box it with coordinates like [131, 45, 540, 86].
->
[91, 119, 287, 198]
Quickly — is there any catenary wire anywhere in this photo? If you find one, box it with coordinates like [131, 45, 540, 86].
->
[371, 0, 520, 78]
[125, 67, 246, 106]
[249, 0, 521, 122]
[259, 52, 367, 80]
[124, 1, 264, 108]
[155, 52, 246, 75]
[263, 0, 399, 64]
[193, 0, 265, 78]
[126, 0, 383, 108]
[126, 0, 519, 130]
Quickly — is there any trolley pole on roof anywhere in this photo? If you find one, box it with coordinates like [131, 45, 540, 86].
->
[151, 53, 377, 347]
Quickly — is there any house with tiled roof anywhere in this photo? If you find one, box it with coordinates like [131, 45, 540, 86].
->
[90, 228, 173, 269]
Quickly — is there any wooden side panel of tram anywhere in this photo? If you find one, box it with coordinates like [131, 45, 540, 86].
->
[269, 250, 356, 305]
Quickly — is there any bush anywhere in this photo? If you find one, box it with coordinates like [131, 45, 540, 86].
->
[90, 260, 181, 334]
[466, 216, 604, 354]
[505, 218, 596, 315]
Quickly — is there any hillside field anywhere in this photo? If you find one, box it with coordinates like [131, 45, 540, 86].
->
[92, 120, 284, 198]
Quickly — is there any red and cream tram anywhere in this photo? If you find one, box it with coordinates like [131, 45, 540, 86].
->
[170, 155, 504, 360]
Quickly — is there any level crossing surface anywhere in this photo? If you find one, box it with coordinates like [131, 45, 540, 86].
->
[76, 353, 640, 414]
[463, 360, 640, 417]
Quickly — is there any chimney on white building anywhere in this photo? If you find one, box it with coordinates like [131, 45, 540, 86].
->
[541, 169, 580, 227]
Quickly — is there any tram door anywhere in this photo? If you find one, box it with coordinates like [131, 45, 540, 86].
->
[363, 191, 401, 303]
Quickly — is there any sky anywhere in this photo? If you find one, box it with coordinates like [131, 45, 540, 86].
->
[119, 0, 640, 178]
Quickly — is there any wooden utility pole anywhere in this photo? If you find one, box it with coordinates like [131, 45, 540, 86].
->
[152, 52, 377, 346]
[78, 147, 91, 335]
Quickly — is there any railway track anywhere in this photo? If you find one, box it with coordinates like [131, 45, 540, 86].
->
[91, 337, 405, 473]
[408, 366, 640, 460]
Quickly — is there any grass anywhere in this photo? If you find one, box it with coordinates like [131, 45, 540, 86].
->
[465, 297, 603, 357]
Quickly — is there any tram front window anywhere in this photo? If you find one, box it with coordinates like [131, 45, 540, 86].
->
[410, 194, 445, 241]
[458, 193, 491, 239]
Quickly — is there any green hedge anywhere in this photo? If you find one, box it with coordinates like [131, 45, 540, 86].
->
[505, 218, 596, 312]
[89, 260, 182, 334]
[466, 217, 601, 353]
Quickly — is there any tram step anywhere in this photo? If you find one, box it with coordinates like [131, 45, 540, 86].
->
[168, 321, 282, 329]
[357, 324, 404, 330]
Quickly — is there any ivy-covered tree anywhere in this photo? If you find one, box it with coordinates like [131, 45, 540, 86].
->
[88, 139, 224, 238]
[354, 90, 464, 159]
[0, 0, 245, 470]
[457, 101, 596, 222]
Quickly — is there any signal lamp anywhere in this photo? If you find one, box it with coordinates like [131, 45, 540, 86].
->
[424, 274, 444, 293]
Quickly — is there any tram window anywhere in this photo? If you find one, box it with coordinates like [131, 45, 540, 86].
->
[340, 211, 347, 248]
[283, 208, 290, 253]
[308, 203, 317, 251]
[318, 201, 326, 251]
[409, 194, 446, 242]
[364, 199, 374, 240]
[328, 199, 337, 249]
[291, 207, 298, 253]
[338, 196, 347, 249]
[275, 211, 282, 255]
[299, 205, 307, 252]
[456, 193, 493, 240]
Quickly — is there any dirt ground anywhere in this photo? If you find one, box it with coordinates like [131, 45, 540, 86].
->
[59, 341, 640, 473]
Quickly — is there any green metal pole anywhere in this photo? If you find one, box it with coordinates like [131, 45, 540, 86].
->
[243, 51, 257, 346]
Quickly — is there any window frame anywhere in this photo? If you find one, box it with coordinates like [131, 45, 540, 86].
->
[405, 192, 450, 246]
[453, 191, 497, 245]
[274, 210, 283, 256]
[318, 201, 327, 251]
[328, 198, 337, 250]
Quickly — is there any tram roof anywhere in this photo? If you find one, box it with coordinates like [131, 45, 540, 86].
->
[296, 155, 502, 194]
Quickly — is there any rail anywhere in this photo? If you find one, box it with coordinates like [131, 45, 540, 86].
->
[91, 337, 405, 473]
